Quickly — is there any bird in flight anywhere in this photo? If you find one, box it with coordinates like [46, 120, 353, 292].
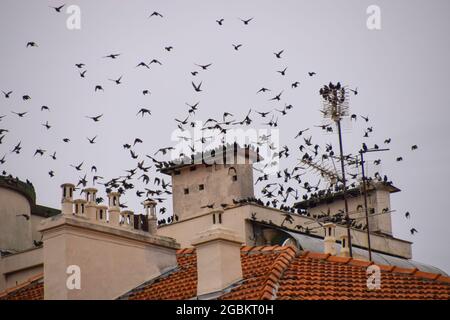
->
[274, 50, 284, 58]
[109, 76, 123, 85]
[257, 87, 270, 94]
[42, 121, 51, 130]
[411, 145, 418, 150]
[87, 135, 98, 144]
[103, 53, 120, 59]
[79, 70, 87, 78]
[70, 162, 84, 171]
[232, 44, 243, 51]
[240, 17, 254, 25]
[216, 18, 224, 25]
[192, 81, 202, 92]
[269, 91, 283, 101]
[149, 59, 162, 65]
[11, 111, 28, 118]
[86, 114, 103, 122]
[410, 228, 418, 235]
[49, 4, 65, 12]
[26, 42, 38, 48]
[2, 91, 12, 98]
[196, 63, 212, 70]
[291, 81, 300, 88]
[75, 63, 85, 69]
[308, 72, 316, 76]
[136, 62, 150, 69]
[294, 128, 310, 138]
[34, 149, 46, 156]
[95, 85, 103, 92]
[149, 11, 163, 18]
[41, 105, 50, 111]
[277, 67, 287, 76]
[137, 108, 152, 117]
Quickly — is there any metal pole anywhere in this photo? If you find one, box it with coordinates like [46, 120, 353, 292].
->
[336, 119, 353, 257]
[359, 151, 373, 261]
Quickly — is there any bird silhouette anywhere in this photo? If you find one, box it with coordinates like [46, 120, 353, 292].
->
[232, 44, 242, 51]
[191, 81, 202, 92]
[49, 4, 65, 12]
[240, 17, 254, 25]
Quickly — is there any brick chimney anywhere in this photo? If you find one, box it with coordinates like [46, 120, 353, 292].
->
[323, 223, 336, 255]
[191, 225, 244, 298]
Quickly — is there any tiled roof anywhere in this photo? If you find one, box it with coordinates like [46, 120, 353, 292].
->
[123, 246, 450, 300]
[0, 273, 44, 300]
[2, 247, 450, 300]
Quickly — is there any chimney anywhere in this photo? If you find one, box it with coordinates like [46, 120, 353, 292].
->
[61, 183, 75, 215]
[83, 187, 97, 220]
[107, 191, 121, 225]
[143, 199, 157, 234]
[73, 198, 87, 216]
[323, 223, 336, 255]
[191, 225, 244, 298]
[96, 205, 108, 222]
[38, 182, 180, 299]
[120, 210, 134, 229]
[339, 234, 351, 257]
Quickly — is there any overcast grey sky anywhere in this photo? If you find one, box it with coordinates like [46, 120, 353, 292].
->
[1, 0, 449, 272]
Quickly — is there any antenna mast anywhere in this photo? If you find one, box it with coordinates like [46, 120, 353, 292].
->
[319, 82, 353, 257]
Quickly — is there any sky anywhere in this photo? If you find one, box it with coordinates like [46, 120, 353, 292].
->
[0, 0, 449, 273]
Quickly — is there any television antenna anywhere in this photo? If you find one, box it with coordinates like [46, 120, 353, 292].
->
[319, 82, 353, 257]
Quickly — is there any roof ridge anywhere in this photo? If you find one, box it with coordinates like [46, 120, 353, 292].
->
[301, 250, 450, 286]
[259, 246, 297, 300]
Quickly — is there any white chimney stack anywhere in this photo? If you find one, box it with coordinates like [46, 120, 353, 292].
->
[120, 210, 134, 229]
[83, 187, 98, 220]
[323, 223, 337, 255]
[143, 199, 157, 234]
[107, 191, 121, 225]
[60, 183, 75, 215]
[96, 205, 108, 222]
[339, 234, 351, 257]
[73, 198, 87, 216]
[191, 225, 244, 298]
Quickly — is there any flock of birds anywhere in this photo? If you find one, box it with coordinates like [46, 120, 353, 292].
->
[1, 5, 420, 237]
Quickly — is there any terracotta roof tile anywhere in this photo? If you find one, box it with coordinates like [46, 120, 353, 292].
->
[4, 247, 450, 300]
[0, 274, 44, 300]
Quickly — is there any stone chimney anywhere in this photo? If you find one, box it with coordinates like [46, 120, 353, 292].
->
[339, 234, 351, 257]
[96, 205, 108, 222]
[143, 199, 157, 234]
[107, 191, 121, 225]
[73, 198, 87, 216]
[120, 210, 134, 229]
[83, 188, 97, 220]
[191, 225, 244, 298]
[61, 183, 75, 215]
[323, 223, 336, 255]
